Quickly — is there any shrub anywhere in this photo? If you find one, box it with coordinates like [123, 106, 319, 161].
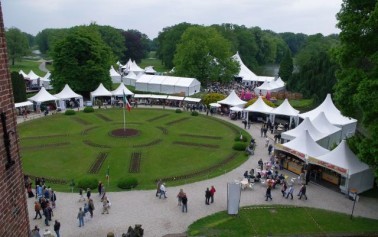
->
[234, 135, 248, 142]
[175, 109, 182, 113]
[191, 111, 199, 116]
[117, 177, 138, 189]
[64, 109, 76, 115]
[77, 177, 98, 190]
[233, 142, 247, 151]
[83, 106, 95, 113]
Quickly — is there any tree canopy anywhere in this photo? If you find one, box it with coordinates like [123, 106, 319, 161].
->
[173, 26, 239, 83]
[334, 0, 378, 181]
[51, 26, 114, 96]
[121, 29, 150, 63]
[5, 27, 30, 65]
[11, 71, 26, 103]
[278, 49, 293, 82]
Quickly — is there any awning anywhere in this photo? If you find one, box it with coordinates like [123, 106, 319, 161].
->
[15, 101, 33, 108]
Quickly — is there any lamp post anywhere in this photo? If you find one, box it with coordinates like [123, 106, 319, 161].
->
[350, 188, 358, 219]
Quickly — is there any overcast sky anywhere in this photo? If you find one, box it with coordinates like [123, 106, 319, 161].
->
[2, 0, 343, 39]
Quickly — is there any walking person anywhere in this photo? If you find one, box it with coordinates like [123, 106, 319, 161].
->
[43, 205, 51, 226]
[156, 179, 162, 197]
[286, 184, 294, 200]
[205, 188, 211, 205]
[77, 207, 85, 227]
[102, 196, 110, 214]
[210, 186, 216, 203]
[88, 198, 95, 218]
[159, 183, 167, 199]
[181, 193, 188, 213]
[79, 188, 85, 202]
[31, 225, 41, 237]
[54, 220, 61, 237]
[268, 144, 273, 155]
[86, 188, 91, 199]
[265, 186, 272, 201]
[177, 189, 184, 206]
[50, 190, 56, 209]
[298, 184, 308, 200]
[281, 181, 287, 197]
[34, 201, 42, 219]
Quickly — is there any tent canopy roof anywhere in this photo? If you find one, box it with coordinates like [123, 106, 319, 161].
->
[110, 66, 120, 76]
[217, 90, 247, 107]
[28, 87, 58, 103]
[282, 117, 328, 141]
[232, 52, 258, 81]
[315, 140, 370, 175]
[54, 84, 83, 99]
[15, 101, 33, 108]
[90, 83, 112, 97]
[111, 83, 134, 96]
[244, 96, 273, 113]
[311, 112, 341, 135]
[300, 94, 357, 126]
[270, 99, 299, 116]
[27, 70, 41, 80]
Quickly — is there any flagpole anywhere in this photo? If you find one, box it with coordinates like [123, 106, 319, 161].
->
[123, 104, 126, 131]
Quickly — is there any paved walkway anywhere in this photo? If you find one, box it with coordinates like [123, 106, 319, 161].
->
[22, 107, 378, 237]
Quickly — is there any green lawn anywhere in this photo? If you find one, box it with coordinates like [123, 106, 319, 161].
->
[188, 206, 378, 236]
[18, 108, 250, 192]
[9, 59, 46, 76]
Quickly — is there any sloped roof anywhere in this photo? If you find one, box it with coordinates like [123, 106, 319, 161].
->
[110, 66, 120, 76]
[274, 77, 285, 87]
[130, 60, 144, 72]
[28, 87, 58, 103]
[19, 70, 29, 78]
[41, 72, 51, 82]
[311, 112, 341, 135]
[256, 81, 277, 91]
[244, 96, 273, 113]
[111, 83, 134, 96]
[300, 94, 357, 126]
[232, 52, 259, 81]
[126, 71, 137, 79]
[282, 117, 328, 141]
[277, 130, 329, 161]
[314, 140, 369, 175]
[90, 83, 112, 97]
[217, 90, 247, 107]
[15, 101, 33, 108]
[145, 66, 156, 74]
[54, 84, 83, 99]
[270, 99, 299, 117]
[27, 70, 41, 80]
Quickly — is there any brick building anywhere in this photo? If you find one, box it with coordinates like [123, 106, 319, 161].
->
[0, 2, 31, 237]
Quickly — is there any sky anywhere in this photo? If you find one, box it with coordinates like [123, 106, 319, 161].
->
[2, 0, 343, 39]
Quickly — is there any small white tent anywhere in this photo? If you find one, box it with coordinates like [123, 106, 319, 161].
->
[311, 112, 343, 149]
[124, 71, 137, 86]
[270, 99, 299, 127]
[111, 83, 134, 97]
[309, 140, 374, 194]
[232, 52, 259, 83]
[217, 90, 247, 107]
[90, 83, 112, 103]
[28, 87, 58, 111]
[53, 84, 84, 110]
[300, 94, 357, 139]
[19, 70, 29, 79]
[110, 66, 121, 83]
[40, 71, 53, 90]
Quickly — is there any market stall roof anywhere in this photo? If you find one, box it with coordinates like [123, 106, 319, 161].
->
[15, 101, 33, 108]
[28, 87, 58, 103]
[90, 83, 112, 97]
[134, 94, 151, 98]
[310, 140, 369, 176]
[244, 96, 273, 113]
[232, 52, 259, 81]
[311, 112, 341, 135]
[41, 71, 51, 82]
[19, 70, 29, 79]
[111, 83, 134, 96]
[217, 90, 247, 107]
[209, 103, 221, 107]
[184, 97, 201, 103]
[230, 106, 244, 112]
[110, 65, 120, 76]
[270, 98, 299, 117]
[145, 66, 156, 74]
[27, 70, 41, 80]
[299, 94, 357, 126]
[125, 71, 137, 79]
[54, 84, 83, 99]
[281, 117, 328, 141]
[276, 130, 329, 161]
[167, 95, 184, 101]
[150, 94, 167, 99]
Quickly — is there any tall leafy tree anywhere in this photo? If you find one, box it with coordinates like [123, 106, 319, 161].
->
[334, 0, 378, 180]
[278, 49, 293, 82]
[5, 27, 30, 65]
[121, 29, 150, 63]
[173, 26, 239, 83]
[92, 24, 126, 60]
[11, 71, 26, 103]
[35, 28, 69, 55]
[279, 32, 308, 56]
[51, 27, 114, 96]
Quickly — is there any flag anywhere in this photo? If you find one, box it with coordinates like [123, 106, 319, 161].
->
[123, 90, 131, 112]
[106, 166, 110, 180]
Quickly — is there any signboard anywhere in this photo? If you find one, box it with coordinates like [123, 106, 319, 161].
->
[227, 182, 241, 215]
[275, 144, 306, 160]
[308, 157, 348, 175]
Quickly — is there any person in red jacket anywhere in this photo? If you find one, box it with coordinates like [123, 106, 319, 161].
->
[210, 186, 216, 203]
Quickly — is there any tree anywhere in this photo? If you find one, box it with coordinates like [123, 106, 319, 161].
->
[121, 29, 149, 63]
[35, 28, 70, 55]
[173, 26, 239, 83]
[51, 27, 114, 96]
[11, 71, 26, 103]
[5, 27, 30, 65]
[278, 49, 293, 82]
[334, 0, 378, 181]
[93, 25, 126, 60]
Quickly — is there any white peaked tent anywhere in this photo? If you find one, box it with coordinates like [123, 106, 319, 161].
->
[54, 84, 84, 110]
[111, 83, 134, 97]
[270, 99, 299, 127]
[281, 117, 329, 148]
[110, 66, 121, 83]
[274, 77, 285, 88]
[145, 66, 156, 74]
[309, 140, 374, 194]
[255, 81, 281, 95]
[28, 87, 58, 111]
[276, 130, 330, 162]
[244, 96, 273, 113]
[19, 70, 29, 79]
[311, 112, 343, 148]
[217, 90, 247, 107]
[27, 70, 41, 86]
[124, 71, 137, 86]
[121, 59, 133, 71]
[232, 52, 259, 82]
[90, 83, 112, 102]
[130, 60, 145, 73]
[300, 94, 357, 138]
[40, 71, 52, 90]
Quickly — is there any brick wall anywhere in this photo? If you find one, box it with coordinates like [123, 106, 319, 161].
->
[0, 2, 31, 237]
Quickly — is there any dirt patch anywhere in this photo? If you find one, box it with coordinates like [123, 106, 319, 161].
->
[129, 152, 141, 173]
[88, 152, 108, 174]
[173, 141, 219, 149]
[95, 114, 113, 122]
[109, 128, 140, 138]
[133, 139, 162, 148]
[179, 134, 222, 140]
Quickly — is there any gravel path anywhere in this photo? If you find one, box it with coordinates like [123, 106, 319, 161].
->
[22, 108, 378, 237]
